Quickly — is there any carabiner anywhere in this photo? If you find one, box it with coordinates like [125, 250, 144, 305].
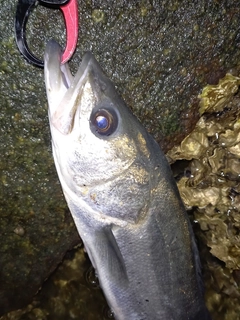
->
[14, 0, 78, 68]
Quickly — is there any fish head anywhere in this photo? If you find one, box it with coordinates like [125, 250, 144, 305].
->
[44, 41, 150, 205]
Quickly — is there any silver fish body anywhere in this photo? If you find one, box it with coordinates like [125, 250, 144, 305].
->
[44, 40, 211, 320]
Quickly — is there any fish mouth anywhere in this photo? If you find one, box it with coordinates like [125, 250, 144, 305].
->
[44, 40, 93, 135]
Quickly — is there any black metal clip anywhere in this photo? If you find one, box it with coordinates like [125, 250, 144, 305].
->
[15, 0, 78, 67]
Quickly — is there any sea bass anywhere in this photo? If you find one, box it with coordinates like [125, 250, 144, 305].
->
[44, 40, 211, 320]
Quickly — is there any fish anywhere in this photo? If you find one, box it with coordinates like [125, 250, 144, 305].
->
[44, 39, 211, 320]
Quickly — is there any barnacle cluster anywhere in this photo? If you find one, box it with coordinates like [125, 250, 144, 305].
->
[168, 73, 240, 320]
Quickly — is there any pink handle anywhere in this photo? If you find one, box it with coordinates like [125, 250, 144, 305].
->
[60, 0, 78, 64]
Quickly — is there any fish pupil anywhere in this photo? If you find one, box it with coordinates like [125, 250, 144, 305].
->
[96, 115, 108, 130]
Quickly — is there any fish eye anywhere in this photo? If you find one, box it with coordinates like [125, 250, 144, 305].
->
[90, 108, 118, 136]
